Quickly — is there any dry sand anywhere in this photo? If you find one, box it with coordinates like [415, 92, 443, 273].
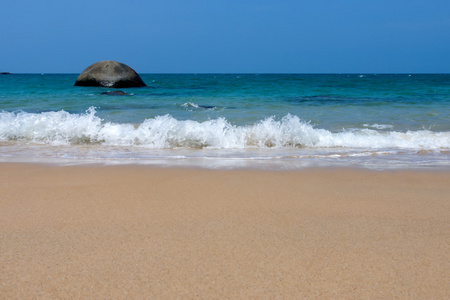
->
[0, 163, 449, 298]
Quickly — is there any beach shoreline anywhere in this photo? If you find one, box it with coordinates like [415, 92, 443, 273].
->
[1, 163, 449, 298]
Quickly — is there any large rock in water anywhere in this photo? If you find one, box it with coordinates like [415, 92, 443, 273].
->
[74, 61, 146, 88]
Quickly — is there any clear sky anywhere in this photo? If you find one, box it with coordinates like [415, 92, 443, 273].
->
[1, 0, 449, 73]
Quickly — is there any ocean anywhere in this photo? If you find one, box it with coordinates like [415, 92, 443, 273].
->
[1, 73, 449, 169]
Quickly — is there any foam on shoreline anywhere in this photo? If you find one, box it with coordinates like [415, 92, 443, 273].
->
[1, 108, 449, 170]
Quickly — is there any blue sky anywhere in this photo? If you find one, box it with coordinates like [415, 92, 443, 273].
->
[1, 0, 449, 73]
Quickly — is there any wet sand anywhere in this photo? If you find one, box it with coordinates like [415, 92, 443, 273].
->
[1, 163, 449, 298]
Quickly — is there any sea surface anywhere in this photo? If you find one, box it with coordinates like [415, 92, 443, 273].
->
[1, 73, 449, 170]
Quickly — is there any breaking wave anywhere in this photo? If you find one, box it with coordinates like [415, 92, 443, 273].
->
[1, 107, 449, 150]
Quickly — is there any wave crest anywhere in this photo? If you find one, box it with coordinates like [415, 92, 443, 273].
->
[1, 107, 449, 150]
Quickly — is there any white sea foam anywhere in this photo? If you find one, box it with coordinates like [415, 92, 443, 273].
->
[1, 107, 449, 150]
[181, 102, 216, 110]
[0, 107, 101, 146]
[363, 124, 394, 130]
[181, 102, 200, 108]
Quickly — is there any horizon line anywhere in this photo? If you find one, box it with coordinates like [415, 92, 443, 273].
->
[2, 72, 450, 75]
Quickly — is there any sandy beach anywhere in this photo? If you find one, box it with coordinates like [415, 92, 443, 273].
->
[0, 163, 449, 298]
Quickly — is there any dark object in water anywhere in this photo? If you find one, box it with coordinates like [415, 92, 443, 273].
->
[101, 90, 130, 96]
[75, 61, 146, 88]
[1, 72, 11, 75]
[198, 105, 215, 109]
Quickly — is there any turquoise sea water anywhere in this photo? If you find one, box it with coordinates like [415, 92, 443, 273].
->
[1, 73, 449, 169]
